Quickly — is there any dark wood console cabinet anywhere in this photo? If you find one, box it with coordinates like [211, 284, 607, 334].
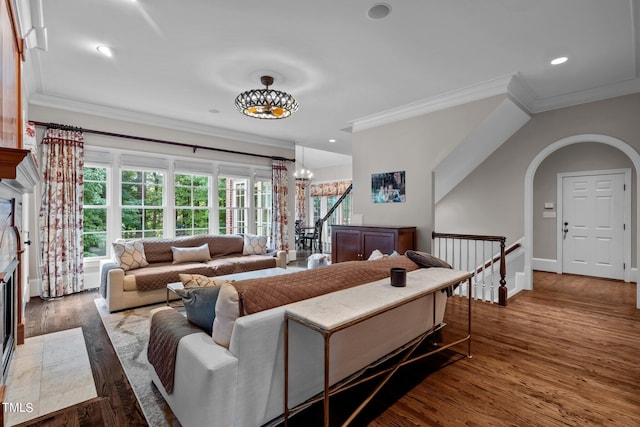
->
[331, 225, 417, 263]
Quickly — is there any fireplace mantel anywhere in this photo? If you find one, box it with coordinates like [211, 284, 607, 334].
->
[0, 148, 39, 194]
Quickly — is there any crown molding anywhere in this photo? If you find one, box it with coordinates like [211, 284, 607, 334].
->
[350, 74, 516, 133]
[28, 93, 295, 149]
[351, 71, 640, 133]
[529, 76, 640, 113]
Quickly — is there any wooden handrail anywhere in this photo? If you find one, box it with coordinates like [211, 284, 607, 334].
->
[475, 242, 521, 275]
[432, 231, 511, 306]
[432, 231, 506, 242]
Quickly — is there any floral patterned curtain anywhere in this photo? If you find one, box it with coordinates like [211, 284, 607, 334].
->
[295, 179, 307, 222]
[271, 160, 289, 252]
[39, 125, 85, 298]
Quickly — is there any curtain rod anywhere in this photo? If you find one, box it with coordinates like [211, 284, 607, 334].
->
[31, 121, 295, 163]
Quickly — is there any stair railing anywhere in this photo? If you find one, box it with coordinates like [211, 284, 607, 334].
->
[432, 232, 510, 306]
[315, 183, 353, 253]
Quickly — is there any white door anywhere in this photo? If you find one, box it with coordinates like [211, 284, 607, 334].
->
[561, 173, 624, 280]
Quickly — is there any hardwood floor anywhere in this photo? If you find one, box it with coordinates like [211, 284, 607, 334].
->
[18, 289, 146, 427]
[16, 271, 640, 426]
[284, 271, 640, 426]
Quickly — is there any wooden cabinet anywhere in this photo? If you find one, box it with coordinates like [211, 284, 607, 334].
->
[331, 225, 417, 263]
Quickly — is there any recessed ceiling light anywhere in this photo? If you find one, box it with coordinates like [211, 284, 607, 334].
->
[368, 3, 391, 20]
[550, 56, 568, 65]
[208, 109, 220, 114]
[329, 139, 336, 143]
[96, 45, 113, 57]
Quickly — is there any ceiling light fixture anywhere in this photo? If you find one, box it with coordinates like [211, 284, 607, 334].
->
[329, 139, 336, 143]
[96, 45, 113, 57]
[294, 144, 313, 180]
[550, 56, 568, 65]
[235, 75, 299, 119]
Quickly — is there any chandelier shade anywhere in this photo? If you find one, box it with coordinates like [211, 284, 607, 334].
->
[235, 75, 299, 119]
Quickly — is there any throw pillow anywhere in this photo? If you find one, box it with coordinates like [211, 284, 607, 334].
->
[112, 240, 148, 271]
[405, 250, 452, 269]
[307, 253, 328, 269]
[179, 273, 233, 288]
[174, 286, 221, 335]
[212, 283, 240, 348]
[368, 249, 385, 261]
[172, 243, 212, 264]
[242, 234, 268, 255]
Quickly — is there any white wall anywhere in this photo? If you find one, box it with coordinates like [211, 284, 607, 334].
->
[436, 93, 640, 262]
[351, 95, 506, 251]
[310, 163, 352, 183]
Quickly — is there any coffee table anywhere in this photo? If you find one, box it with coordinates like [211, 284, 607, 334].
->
[166, 267, 295, 305]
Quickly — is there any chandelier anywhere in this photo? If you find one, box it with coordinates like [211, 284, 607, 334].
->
[294, 144, 313, 180]
[235, 75, 299, 119]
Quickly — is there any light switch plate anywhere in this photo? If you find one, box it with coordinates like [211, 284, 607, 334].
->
[543, 211, 556, 218]
[544, 202, 554, 209]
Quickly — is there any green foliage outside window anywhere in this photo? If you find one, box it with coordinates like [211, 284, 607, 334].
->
[121, 170, 164, 238]
[175, 173, 210, 236]
[83, 167, 108, 257]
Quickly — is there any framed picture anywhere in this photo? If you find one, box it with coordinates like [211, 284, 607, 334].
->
[371, 171, 405, 203]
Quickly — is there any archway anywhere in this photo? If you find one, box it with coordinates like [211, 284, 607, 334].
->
[523, 134, 640, 309]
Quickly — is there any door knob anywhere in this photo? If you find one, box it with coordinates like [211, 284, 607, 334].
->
[563, 221, 569, 236]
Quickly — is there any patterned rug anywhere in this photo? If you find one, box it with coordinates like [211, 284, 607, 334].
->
[94, 298, 181, 427]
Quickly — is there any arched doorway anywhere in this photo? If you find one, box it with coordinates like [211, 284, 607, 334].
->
[523, 134, 640, 309]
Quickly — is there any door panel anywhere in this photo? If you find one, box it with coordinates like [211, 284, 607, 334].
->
[562, 173, 623, 279]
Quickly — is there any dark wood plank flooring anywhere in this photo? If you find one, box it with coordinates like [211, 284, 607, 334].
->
[18, 289, 146, 427]
[16, 271, 640, 426]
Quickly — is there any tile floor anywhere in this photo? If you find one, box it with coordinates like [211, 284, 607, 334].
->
[3, 327, 97, 426]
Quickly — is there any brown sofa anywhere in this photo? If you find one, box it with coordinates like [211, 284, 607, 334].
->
[99, 234, 286, 312]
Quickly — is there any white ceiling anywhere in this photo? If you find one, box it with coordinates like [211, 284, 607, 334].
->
[19, 0, 640, 166]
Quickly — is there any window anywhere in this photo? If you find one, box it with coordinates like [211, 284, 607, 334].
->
[312, 196, 321, 224]
[121, 169, 164, 238]
[175, 173, 210, 236]
[341, 194, 352, 225]
[218, 176, 248, 235]
[83, 166, 108, 257]
[254, 179, 272, 238]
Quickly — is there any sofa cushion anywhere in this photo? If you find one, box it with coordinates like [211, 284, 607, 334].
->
[405, 250, 452, 269]
[175, 286, 222, 335]
[206, 255, 276, 276]
[126, 262, 214, 292]
[142, 235, 245, 264]
[172, 244, 212, 264]
[242, 234, 268, 255]
[212, 283, 240, 347]
[112, 240, 149, 271]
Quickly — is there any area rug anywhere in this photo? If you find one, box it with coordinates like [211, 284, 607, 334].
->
[94, 298, 181, 427]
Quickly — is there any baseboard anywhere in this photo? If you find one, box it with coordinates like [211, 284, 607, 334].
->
[532, 258, 558, 273]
